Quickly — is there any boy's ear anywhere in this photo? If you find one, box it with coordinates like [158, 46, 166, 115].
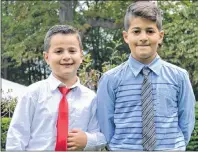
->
[43, 51, 49, 65]
[80, 50, 83, 63]
[159, 30, 164, 44]
[122, 31, 129, 44]
[81, 50, 83, 57]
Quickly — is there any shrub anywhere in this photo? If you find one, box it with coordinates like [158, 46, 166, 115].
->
[1, 89, 17, 117]
[1, 117, 11, 151]
[186, 102, 198, 151]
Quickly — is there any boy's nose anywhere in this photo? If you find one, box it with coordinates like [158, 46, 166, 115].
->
[140, 32, 148, 42]
[62, 51, 71, 60]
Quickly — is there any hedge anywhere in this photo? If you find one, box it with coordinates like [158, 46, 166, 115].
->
[1, 103, 198, 151]
[186, 102, 198, 151]
[1, 117, 11, 150]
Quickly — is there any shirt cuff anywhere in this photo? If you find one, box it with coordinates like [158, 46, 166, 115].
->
[83, 132, 97, 151]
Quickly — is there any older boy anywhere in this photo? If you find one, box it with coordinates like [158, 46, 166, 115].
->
[6, 25, 106, 151]
[96, 1, 195, 151]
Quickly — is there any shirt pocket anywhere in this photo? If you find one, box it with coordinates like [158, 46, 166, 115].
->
[69, 104, 90, 130]
[156, 85, 178, 116]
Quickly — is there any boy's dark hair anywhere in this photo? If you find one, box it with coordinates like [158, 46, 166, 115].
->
[44, 25, 83, 52]
[124, 1, 162, 31]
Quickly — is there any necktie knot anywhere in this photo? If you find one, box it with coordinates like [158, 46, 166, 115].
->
[59, 87, 70, 95]
[142, 67, 151, 76]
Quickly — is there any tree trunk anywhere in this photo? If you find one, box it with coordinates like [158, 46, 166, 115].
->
[59, 0, 74, 24]
[87, 18, 122, 29]
[2, 1, 9, 79]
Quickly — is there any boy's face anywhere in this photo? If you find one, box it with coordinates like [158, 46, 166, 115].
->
[43, 33, 83, 83]
[123, 17, 164, 64]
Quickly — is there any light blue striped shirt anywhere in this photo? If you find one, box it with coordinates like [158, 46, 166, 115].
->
[96, 55, 195, 151]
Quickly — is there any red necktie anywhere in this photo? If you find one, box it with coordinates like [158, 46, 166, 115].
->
[55, 87, 70, 151]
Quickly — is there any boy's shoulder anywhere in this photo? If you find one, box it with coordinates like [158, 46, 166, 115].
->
[98, 61, 129, 88]
[23, 79, 48, 96]
[28, 79, 48, 90]
[103, 61, 128, 78]
[78, 83, 96, 97]
[77, 83, 96, 105]
[160, 60, 189, 82]
[161, 59, 188, 74]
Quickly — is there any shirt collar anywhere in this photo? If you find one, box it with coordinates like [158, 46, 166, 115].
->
[128, 54, 162, 77]
[47, 73, 80, 91]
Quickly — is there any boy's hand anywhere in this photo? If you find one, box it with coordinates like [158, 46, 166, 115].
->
[67, 129, 87, 151]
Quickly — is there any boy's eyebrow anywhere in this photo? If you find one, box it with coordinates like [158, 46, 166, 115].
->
[67, 46, 78, 49]
[131, 27, 141, 29]
[54, 46, 78, 50]
[131, 27, 155, 30]
[146, 27, 155, 30]
[54, 47, 64, 50]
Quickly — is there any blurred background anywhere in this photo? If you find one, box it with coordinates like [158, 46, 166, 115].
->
[1, 0, 198, 150]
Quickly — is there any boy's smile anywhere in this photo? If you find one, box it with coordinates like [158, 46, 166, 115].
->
[60, 62, 74, 67]
[44, 33, 83, 85]
[123, 17, 164, 64]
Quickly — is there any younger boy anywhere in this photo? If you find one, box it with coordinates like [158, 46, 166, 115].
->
[6, 24, 106, 151]
[96, 1, 195, 151]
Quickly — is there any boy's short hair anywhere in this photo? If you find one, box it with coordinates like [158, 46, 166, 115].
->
[44, 25, 83, 51]
[124, 1, 162, 31]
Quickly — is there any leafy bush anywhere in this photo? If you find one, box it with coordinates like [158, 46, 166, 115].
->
[79, 39, 128, 91]
[1, 117, 11, 151]
[187, 102, 198, 151]
[78, 53, 102, 91]
[1, 89, 17, 118]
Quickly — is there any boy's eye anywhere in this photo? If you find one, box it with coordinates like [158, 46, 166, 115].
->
[69, 49, 77, 53]
[132, 30, 140, 34]
[147, 30, 155, 34]
[55, 50, 63, 54]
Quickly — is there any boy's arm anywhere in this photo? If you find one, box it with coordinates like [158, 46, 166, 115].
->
[96, 74, 115, 146]
[6, 92, 35, 150]
[83, 94, 107, 151]
[178, 70, 196, 145]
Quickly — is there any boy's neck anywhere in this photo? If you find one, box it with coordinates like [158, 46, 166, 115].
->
[52, 73, 78, 88]
[62, 76, 78, 88]
[130, 53, 158, 65]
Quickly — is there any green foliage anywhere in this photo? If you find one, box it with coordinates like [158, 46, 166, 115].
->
[187, 103, 198, 151]
[158, 1, 198, 99]
[1, 118, 12, 151]
[1, 90, 17, 118]
[78, 39, 128, 91]
[2, 1, 60, 85]
[83, 1, 132, 24]
[1, 1, 198, 99]
[78, 53, 101, 91]
[2, 1, 59, 65]
[1, 90, 17, 150]
[102, 39, 128, 73]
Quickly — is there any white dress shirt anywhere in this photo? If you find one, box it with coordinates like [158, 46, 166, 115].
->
[6, 74, 106, 150]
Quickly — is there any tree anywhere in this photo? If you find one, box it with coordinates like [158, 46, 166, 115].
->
[1, 1, 198, 99]
[158, 1, 198, 98]
[2, 1, 60, 84]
